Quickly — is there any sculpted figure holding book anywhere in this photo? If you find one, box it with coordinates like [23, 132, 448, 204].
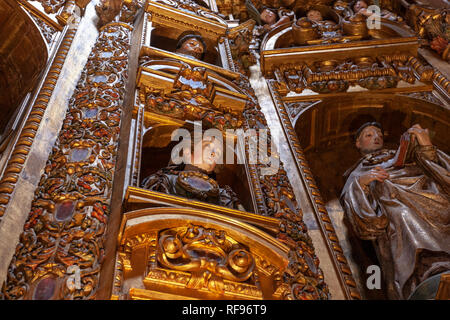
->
[340, 122, 450, 299]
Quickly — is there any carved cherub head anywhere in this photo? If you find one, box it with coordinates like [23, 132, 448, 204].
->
[353, 0, 368, 13]
[307, 9, 323, 22]
[260, 7, 278, 25]
[176, 32, 207, 60]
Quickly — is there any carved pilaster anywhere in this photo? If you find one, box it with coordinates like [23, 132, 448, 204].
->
[0, 26, 78, 219]
[1, 17, 134, 299]
[267, 79, 362, 300]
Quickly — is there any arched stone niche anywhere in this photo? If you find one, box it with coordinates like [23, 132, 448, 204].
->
[111, 207, 289, 299]
[293, 93, 449, 298]
[0, 0, 48, 139]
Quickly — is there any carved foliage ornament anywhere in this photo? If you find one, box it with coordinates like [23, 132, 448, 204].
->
[1, 21, 133, 300]
[140, 63, 245, 130]
[29, 0, 67, 14]
[235, 76, 330, 299]
[406, 5, 449, 60]
[226, 20, 257, 76]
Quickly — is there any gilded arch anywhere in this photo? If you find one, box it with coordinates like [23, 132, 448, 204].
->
[112, 207, 290, 299]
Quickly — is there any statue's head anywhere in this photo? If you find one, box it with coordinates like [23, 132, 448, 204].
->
[260, 7, 277, 25]
[176, 32, 206, 60]
[353, 0, 368, 12]
[355, 122, 384, 155]
[307, 9, 323, 22]
[183, 136, 223, 173]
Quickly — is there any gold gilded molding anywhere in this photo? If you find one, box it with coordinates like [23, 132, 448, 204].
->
[407, 55, 450, 102]
[124, 186, 281, 234]
[270, 54, 434, 96]
[18, 0, 77, 28]
[261, 36, 419, 77]
[0, 27, 77, 218]
[140, 46, 242, 81]
[145, 0, 227, 43]
[17, 0, 64, 32]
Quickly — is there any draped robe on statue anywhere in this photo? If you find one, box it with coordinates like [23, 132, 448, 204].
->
[340, 146, 450, 299]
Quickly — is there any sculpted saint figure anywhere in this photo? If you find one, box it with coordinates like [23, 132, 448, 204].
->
[141, 136, 244, 210]
[175, 32, 207, 61]
[340, 122, 450, 299]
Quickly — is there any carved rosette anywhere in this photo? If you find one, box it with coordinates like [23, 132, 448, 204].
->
[1, 21, 133, 300]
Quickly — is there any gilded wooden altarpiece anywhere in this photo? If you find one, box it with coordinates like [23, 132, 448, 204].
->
[0, 1, 138, 299]
[1, 0, 449, 301]
[114, 0, 335, 300]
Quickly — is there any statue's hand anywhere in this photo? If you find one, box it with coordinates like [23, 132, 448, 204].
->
[359, 166, 389, 188]
[408, 124, 432, 146]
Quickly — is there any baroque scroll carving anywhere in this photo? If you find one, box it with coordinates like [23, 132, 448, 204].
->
[139, 63, 245, 130]
[271, 54, 433, 95]
[1, 21, 133, 300]
[156, 225, 257, 295]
